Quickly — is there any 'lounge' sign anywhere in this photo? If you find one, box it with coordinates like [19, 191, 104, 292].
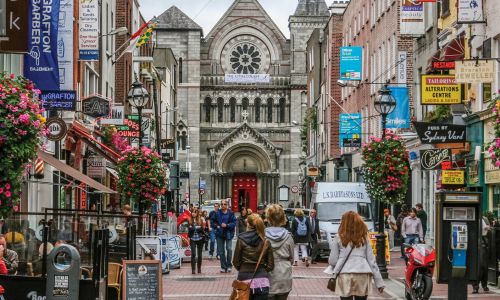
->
[420, 148, 451, 170]
[413, 122, 466, 144]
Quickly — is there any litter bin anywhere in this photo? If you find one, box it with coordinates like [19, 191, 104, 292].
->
[46, 244, 80, 300]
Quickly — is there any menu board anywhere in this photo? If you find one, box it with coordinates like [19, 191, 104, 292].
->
[122, 260, 162, 300]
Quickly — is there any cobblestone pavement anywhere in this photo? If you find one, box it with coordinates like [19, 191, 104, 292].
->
[162, 249, 500, 300]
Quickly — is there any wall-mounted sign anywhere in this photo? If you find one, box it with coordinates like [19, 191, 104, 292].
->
[397, 52, 407, 84]
[307, 166, 319, 177]
[79, 0, 99, 60]
[87, 156, 105, 178]
[0, 0, 29, 53]
[400, 0, 425, 36]
[82, 95, 110, 118]
[340, 113, 361, 147]
[224, 74, 270, 84]
[40, 90, 76, 111]
[387, 87, 410, 129]
[458, 0, 484, 23]
[100, 106, 124, 125]
[45, 117, 68, 141]
[433, 61, 455, 70]
[442, 170, 465, 185]
[413, 122, 466, 144]
[420, 148, 451, 170]
[455, 60, 494, 84]
[116, 115, 140, 138]
[340, 46, 362, 80]
[421, 75, 462, 105]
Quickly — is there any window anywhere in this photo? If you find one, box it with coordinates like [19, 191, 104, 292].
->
[217, 98, 224, 122]
[230, 98, 236, 122]
[242, 98, 249, 111]
[441, 0, 450, 16]
[0, 0, 5, 36]
[179, 57, 183, 83]
[279, 98, 286, 123]
[255, 98, 261, 122]
[204, 98, 212, 122]
[267, 98, 273, 123]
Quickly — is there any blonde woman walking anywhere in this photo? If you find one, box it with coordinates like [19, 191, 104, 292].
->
[291, 208, 310, 267]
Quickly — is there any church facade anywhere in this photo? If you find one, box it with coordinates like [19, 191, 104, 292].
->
[155, 0, 329, 211]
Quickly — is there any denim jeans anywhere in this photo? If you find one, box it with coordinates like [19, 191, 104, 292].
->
[216, 236, 233, 270]
[209, 230, 217, 256]
[404, 234, 420, 245]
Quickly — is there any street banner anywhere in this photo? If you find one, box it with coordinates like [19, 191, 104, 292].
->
[442, 170, 465, 185]
[420, 148, 451, 170]
[40, 90, 77, 111]
[79, 0, 99, 60]
[458, 0, 484, 23]
[58, 0, 74, 89]
[0, 0, 29, 53]
[24, 0, 61, 91]
[340, 113, 361, 147]
[455, 60, 494, 84]
[224, 74, 270, 84]
[413, 122, 466, 144]
[400, 0, 425, 36]
[421, 75, 461, 105]
[340, 46, 362, 80]
[387, 87, 410, 129]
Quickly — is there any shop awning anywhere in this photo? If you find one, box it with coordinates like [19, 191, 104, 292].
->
[106, 167, 119, 178]
[426, 50, 442, 73]
[439, 36, 465, 61]
[37, 149, 117, 194]
[71, 121, 120, 165]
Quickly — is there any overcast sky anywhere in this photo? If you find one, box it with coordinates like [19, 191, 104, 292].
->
[138, 0, 334, 38]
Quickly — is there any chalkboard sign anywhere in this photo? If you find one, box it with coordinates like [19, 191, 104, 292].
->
[122, 260, 162, 300]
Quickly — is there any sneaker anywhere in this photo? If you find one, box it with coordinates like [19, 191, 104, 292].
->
[216, 254, 220, 260]
[306, 260, 310, 267]
[227, 268, 232, 273]
[220, 269, 226, 273]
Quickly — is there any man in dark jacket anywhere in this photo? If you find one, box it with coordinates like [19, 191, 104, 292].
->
[415, 203, 427, 241]
[308, 209, 321, 264]
[212, 199, 237, 273]
[208, 203, 220, 258]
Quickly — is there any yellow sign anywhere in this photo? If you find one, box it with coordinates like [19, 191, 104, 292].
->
[421, 75, 462, 105]
[368, 232, 390, 264]
[455, 60, 495, 84]
[307, 167, 319, 177]
[442, 170, 465, 185]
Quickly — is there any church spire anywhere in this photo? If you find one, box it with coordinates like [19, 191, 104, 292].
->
[293, 0, 329, 17]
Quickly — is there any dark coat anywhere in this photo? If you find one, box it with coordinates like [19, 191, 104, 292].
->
[233, 230, 274, 274]
[291, 216, 310, 244]
[309, 216, 320, 242]
[212, 209, 237, 240]
[237, 216, 247, 234]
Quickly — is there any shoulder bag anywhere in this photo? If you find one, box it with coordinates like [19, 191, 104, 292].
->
[327, 244, 354, 292]
[230, 240, 268, 300]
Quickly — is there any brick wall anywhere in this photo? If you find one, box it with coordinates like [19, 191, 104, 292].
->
[328, 14, 343, 159]
[115, 0, 133, 106]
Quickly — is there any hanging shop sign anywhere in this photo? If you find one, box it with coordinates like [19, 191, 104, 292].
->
[433, 61, 455, 70]
[0, 0, 29, 53]
[100, 106, 124, 125]
[340, 113, 361, 147]
[116, 115, 140, 138]
[421, 75, 462, 105]
[79, 0, 99, 60]
[420, 148, 451, 170]
[81, 95, 111, 118]
[458, 0, 485, 23]
[400, 0, 425, 36]
[24, 0, 61, 91]
[387, 87, 410, 129]
[340, 46, 363, 81]
[87, 156, 105, 178]
[224, 74, 270, 84]
[455, 60, 494, 84]
[40, 90, 77, 111]
[45, 117, 68, 141]
[442, 170, 465, 185]
[413, 122, 466, 144]
[307, 166, 319, 177]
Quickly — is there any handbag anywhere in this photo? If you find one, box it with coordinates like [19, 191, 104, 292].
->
[229, 240, 268, 300]
[327, 245, 354, 292]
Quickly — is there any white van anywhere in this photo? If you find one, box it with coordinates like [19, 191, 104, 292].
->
[311, 182, 375, 255]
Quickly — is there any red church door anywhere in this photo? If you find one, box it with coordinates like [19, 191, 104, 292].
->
[231, 174, 257, 213]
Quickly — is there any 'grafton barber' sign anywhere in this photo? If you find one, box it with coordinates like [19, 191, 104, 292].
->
[413, 122, 466, 144]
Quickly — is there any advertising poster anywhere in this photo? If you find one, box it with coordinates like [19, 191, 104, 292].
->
[24, 0, 61, 91]
[400, 0, 425, 35]
[340, 46, 362, 81]
[442, 170, 465, 185]
[79, 0, 99, 60]
[58, 0, 73, 89]
[340, 113, 361, 147]
[458, 0, 484, 23]
[387, 87, 410, 129]
[421, 75, 461, 105]
[368, 232, 390, 264]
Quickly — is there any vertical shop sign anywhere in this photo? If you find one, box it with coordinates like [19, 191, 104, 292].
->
[79, 0, 99, 60]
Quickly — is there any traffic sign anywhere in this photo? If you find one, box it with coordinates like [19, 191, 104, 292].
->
[199, 189, 205, 195]
[291, 186, 299, 194]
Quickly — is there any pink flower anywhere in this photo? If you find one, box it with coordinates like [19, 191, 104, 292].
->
[9, 73, 14, 79]
[5, 191, 11, 198]
[13, 205, 19, 212]
[19, 113, 30, 125]
[495, 160, 500, 167]
[5, 183, 10, 190]
[0, 188, 3, 194]
[32, 120, 41, 128]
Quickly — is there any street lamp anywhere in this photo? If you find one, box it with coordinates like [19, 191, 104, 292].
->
[372, 85, 396, 279]
[127, 79, 150, 234]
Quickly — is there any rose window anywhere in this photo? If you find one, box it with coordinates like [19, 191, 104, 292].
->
[230, 43, 262, 74]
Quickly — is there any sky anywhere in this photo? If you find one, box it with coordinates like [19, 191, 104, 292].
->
[137, 0, 335, 38]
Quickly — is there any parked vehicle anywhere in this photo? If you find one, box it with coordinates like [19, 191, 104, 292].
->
[403, 243, 436, 300]
[310, 182, 374, 255]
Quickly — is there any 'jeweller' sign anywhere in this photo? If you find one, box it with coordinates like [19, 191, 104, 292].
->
[413, 122, 466, 144]
[420, 148, 451, 170]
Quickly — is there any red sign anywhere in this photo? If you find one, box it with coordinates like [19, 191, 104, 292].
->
[441, 161, 452, 170]
[80, 183, 87, 209]
[116, 116, 140, 137]
[433, 61, 455, 70]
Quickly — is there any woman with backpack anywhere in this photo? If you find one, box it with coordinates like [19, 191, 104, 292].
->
[291, 208, 310, 267]
[327, 211, 384, 300]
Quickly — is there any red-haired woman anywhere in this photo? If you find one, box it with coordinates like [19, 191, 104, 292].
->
[328, 211, 385, 300]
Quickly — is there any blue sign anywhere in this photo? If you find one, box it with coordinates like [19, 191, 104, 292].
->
[199, 180, 206, 190]
[340, 46, 363, 81]
[387, 87, 410, 129]
[40, 91, 77, 111]
[340, 113, 362, 147]
[24, 0, 61, 91]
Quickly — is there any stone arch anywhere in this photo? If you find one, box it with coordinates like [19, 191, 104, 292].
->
[219, 143, 272, 173]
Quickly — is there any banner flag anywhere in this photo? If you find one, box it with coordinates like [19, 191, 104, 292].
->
[58, 0, 74, 90]
[387, 87, 410, 129]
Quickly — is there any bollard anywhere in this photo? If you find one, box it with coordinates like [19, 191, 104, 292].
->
[46, 244, 81, 300]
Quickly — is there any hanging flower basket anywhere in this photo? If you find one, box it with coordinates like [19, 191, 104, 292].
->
[117, 146, 168, 209]
[0, 73, 46, 218]
[487, 98, 500, 167]
[361, 130, 410, 204]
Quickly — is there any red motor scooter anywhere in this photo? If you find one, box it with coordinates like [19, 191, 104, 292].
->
[403, 243, 436, 300]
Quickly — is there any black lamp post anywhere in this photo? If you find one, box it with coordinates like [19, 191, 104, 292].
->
[128, 79, 150, 234]
[373, 85, 396, 279]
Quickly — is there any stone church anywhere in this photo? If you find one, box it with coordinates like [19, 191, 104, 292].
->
[155, 0, 329, 212]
